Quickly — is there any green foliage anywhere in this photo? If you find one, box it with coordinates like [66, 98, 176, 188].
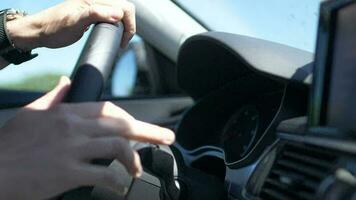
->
[0, 74, 62, 92]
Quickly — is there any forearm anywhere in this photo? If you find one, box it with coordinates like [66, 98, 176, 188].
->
[0, 14, 42, 69]
[6, 15, 42, 52]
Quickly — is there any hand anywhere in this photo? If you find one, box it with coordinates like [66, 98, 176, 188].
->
[7, 0, 136, 51]
[0, 77, 175, 200]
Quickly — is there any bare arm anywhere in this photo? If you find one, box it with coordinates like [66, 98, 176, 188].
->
[0, 77, 175, 200]
[0, 0, 136, 67]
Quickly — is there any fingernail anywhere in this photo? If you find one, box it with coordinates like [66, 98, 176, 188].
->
[110, 11, 121, 21]
[59, 76, 66, 83]
[134, 170, 142, 178]
[110, 17, 119, 22]
[58, 76, 70, 86]
[164, 139, 174, 145]
[163, 131, 176, 144]
[132, 152, 143, 178]
[130, 166, 142, 178]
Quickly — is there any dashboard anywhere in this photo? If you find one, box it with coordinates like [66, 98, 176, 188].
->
[174, 32, 313, 199]
[176, 76, 285, 167]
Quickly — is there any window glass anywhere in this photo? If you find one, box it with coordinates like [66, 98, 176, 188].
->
[104, 35, 182, 99]
[111, 46, 138, 97]
[105, 36, 156, 98]
[175, 0, 321, 52]
[0, 0, 88, 92]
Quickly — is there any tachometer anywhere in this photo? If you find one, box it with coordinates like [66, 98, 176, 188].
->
[222, 106, 260, 164]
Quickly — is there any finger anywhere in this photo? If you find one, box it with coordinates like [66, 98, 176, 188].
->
[79, 117, 175, 145]
[120, 1, 136, 48]
[80, 137, 142, 177]
[128, 120, 176, 145]
[61, 102, 175, 144]
[90, 0, 136, 48]
[86, 4, 124, 23]
[25, 76, 71, 110]
[76, 165, 131, 193]
[62, 102, 133, 119]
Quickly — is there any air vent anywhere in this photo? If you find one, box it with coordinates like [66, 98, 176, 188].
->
[260, 143, 338, 200]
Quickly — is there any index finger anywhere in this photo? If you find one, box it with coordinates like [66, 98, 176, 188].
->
[86, 118, 176, 144]
[59, 102, 176, 144]
[128, 119, 175, 145]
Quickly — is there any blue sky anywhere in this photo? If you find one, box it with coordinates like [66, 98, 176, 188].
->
[0, 0, 321, 88]
[0, 0, 89, 84]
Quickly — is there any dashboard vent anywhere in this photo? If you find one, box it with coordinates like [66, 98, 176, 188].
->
[260, 143, 337, 200]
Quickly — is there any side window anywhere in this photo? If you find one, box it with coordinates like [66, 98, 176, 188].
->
[104, 35, 182, 98]
[0, 0, 87, 92]
[0, 1, 181, 97]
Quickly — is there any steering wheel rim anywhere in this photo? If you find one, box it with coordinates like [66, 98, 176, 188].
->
[65, 22, 124, 103]
[61, 22, 180, 200]
[59, 22, 124, 200]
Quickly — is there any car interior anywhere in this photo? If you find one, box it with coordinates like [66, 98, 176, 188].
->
[0, 0, 356, 199]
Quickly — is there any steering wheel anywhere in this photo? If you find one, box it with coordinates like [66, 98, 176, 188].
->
[57, 23, 179, 200]
[60, 22, 226, 200]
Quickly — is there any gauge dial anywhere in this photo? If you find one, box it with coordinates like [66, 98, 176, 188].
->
[222, 106, 260, 164]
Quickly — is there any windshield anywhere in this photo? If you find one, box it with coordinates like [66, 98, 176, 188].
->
[174, 0, 321, 53]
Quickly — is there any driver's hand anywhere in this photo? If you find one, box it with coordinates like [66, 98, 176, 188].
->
[7, 0, 135, 51]
[0, 77, 174, 200]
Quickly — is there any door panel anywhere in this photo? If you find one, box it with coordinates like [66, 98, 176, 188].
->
[112, 97, 193, 129]
[0, 95, 193, 128]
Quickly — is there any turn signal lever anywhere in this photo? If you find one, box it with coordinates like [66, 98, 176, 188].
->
[91, 144, 226, 200]
[137, 146, 226, 200]
[138, 146, 180, 200]
[90, 143, 180, 200]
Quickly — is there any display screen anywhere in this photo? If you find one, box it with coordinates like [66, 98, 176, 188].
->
[326, 3, 356, 131]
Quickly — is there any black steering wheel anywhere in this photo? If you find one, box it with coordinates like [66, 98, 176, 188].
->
[59, 23, 179, 200]
[59, 22, 125, 200]
[65, 22, 124, 103]
[60, 22, 226, 200]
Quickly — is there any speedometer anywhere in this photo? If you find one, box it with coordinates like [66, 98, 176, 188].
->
[222, 106, 260, 164]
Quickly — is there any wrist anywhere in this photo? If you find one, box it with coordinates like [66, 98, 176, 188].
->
[6, 15, 42, 51]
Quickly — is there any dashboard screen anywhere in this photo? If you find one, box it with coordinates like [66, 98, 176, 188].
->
[326, 2, 356, 131]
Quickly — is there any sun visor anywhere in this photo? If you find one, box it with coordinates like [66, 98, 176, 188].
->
[177, 32, 314, 99]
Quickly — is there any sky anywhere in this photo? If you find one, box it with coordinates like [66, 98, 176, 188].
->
[0, 0, 89, 84]
[0, 0, 322, 88]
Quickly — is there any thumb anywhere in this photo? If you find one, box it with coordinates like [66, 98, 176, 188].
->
[25, 76, 71, 110]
